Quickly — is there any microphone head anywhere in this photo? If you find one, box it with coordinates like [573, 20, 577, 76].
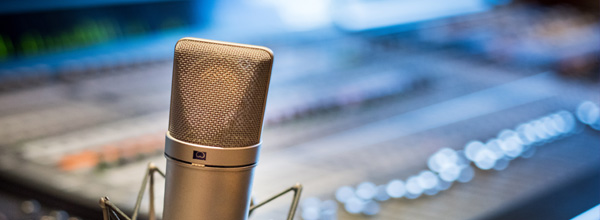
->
[168, 38, 273, 148]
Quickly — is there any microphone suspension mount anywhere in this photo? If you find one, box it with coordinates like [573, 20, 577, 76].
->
[99, 163, 303, 220]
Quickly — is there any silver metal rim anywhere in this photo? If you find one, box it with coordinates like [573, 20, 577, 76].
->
[164, 132, 261, 167]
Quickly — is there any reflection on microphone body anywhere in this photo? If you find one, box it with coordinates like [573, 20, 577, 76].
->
[163, 38, 274, 220]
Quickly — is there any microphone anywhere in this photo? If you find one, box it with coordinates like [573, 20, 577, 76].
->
[162, 37, 274, 220]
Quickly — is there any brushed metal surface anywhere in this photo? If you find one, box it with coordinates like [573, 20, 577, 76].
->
[164, 132, 260, 167]
[163, 157, 256, 220]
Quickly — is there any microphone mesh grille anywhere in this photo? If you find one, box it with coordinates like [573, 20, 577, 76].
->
[169, 38, 273, 148]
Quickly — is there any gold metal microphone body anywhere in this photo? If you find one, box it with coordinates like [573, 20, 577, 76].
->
[163, 37, 273, 220]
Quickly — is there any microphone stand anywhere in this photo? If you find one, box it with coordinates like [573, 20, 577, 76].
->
[99, 163, 303, 220]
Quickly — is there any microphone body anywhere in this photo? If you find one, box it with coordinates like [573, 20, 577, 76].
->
[163, 38, 274, 220]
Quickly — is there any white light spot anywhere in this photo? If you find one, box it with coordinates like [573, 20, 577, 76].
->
[541, 116, 560, 137]
[344, 197, 364, 214]
[362, 201, 381, 215]
[485, 139, 505, 159]
[474, 148, 496, 170]
[374, 185, 390, 201]
[439, 164, 461, 182]
[386, 179, 406, 198]
[577, 101, 600, 125]
[516, 123, 538, 144]
[423, 187, 440, 196]
[406, 176, 424, 195]
[457, 166, 475, 183]
[436, 180, 453, 191]
[550, 113, 568, 134]
[356, 182, 377, 200]
[531, 120, 550, 141]
[497, 130, 524, 158]
[521, 146, 536, 158]
[493, 158, 510, 171]
[404, 192, 421, 199]
[558, 111, 576, 133]
[417, 170, 439, 190]
[302, 207, 320, 220]
[335, 186, 354, 203]
[465, 141, 485, 162]
[301, 197, 321, 209]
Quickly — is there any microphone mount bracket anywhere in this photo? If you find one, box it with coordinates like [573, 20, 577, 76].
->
[99, 163, 303, 220]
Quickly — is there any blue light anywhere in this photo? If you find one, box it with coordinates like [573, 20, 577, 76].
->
[406, 176, 424, 196]
[516, 123, 538, 144]
[439, 164, 461, 182]
[497, 130, 524, 158]
[386, 179, 406, 198]
[356, 182, 377, 200]
[344, 197, 365, 214]
[465, 141, 485, 162]
[417, 170, 439, 190]
[374, 185, 391, 201]
[558, 111, 576, 133]
[335, 186, 355, 203]
[457, 166, 475, 183]
[577, 101, 600, 125]
[473, 148, 496, 170]
[362, 201, 381, 216]
[493, 158, 509, 171]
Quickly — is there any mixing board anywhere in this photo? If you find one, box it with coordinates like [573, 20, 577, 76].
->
[0, 4, 598, 220]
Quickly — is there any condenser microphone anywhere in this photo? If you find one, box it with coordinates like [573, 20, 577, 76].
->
[162, 37, 274, 220]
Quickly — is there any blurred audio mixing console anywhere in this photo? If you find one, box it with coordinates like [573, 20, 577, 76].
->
[0, 1, 599, 220]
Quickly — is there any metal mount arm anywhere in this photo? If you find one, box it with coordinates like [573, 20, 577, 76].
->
[99, 163, 303, 220]
[249, 183, 303, 220]
[100, 163, 164, 220]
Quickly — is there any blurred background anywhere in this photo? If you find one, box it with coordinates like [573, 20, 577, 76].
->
[0, 0, 599, 219]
